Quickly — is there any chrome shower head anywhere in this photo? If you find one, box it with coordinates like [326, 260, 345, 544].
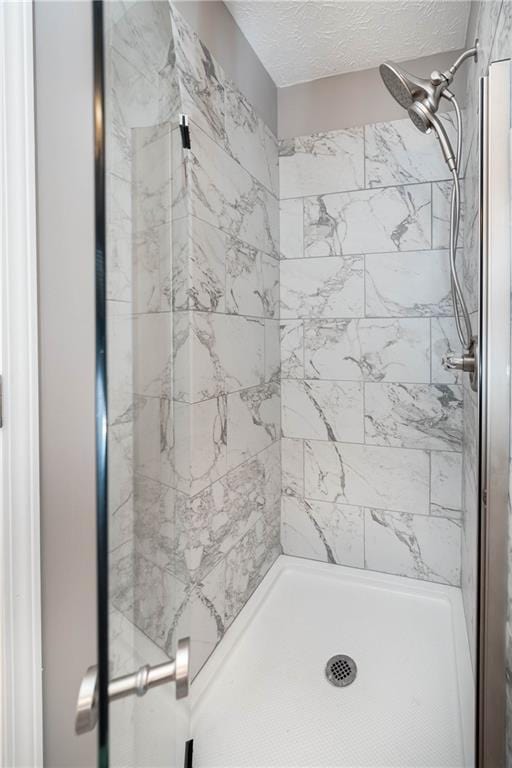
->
[379, 45, 478, 171]
[379, 61, 424, 109]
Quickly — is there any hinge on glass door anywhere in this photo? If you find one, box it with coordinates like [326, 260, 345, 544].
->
[184, 739, 194, 768]
[179, 114, 191, 149]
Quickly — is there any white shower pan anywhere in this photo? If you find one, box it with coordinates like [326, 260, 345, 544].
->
[192, 556, 474, 768]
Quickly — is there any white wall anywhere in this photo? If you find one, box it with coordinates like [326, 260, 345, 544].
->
[34, 2, 97, 765]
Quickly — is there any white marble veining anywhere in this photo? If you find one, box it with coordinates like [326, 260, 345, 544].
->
[279, 128, 364, 199]
[226, 241, 278, 318]
[281, 437, 304, 500]
[170, 4, 226, 145]
[133, 222, 172, 314]
[431, 317, 462, 384]
[174, 397, 227, 497]
[365, 249, 453, 317]
[304, 318, 430, 382]
[227, 383, 280, 469]
[224, 517, 280, 627]
[280, 255, 364, 319]
[304, 183, 431, 257]
[365, 508, 461, 586]
[133, 313, 172, 399]
[280, 320, 304, 379]
[264, 319, 280, 383]
[281, 379, 364, 443]
[279, 198, 303, 260]
[365, 114, 456, 187]
[281, 495, 364, 567]
[431, 450, 462, 518]
[225, 79, 278, 197]
[364, 383, 463, 451]
[172, 216, 226, 312]
[173, 312, 265, 403]
[304, 440, 430, 514]
[179, 124, 279, 259]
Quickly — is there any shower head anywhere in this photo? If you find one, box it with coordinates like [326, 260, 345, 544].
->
[379, 61, 432, 110]
[408, 101, 456, 171]
[379, 45, 478, 170]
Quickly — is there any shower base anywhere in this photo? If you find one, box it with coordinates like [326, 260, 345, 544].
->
[191, 555, 474, 768]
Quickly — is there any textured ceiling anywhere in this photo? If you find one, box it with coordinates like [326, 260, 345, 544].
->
[225, 1, 471, 87]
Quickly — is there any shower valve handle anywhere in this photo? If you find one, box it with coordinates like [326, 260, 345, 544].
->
[443, 352, 475, 372]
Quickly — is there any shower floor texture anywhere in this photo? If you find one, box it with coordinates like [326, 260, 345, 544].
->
[192, 556, 473, 768]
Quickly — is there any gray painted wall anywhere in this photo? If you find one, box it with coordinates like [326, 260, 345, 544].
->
[278, 49, 465, 138]
[34, 2, 97, 766]
[174, 0, 278, 134]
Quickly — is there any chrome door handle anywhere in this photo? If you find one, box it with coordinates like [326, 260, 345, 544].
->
[75, 636, 190, 735]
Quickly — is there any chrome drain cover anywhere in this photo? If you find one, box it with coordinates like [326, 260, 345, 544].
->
[325, 655, 357, 687]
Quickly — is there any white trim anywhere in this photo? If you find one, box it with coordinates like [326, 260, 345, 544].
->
[0, 1, 43, 766]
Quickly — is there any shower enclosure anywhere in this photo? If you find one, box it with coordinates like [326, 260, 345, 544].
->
[74, 2, 512, 766]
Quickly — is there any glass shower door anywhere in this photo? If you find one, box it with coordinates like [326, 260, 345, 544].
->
[101, 1, 192, 765]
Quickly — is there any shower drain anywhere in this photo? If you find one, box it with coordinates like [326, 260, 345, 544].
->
[325, 655, 357, 687]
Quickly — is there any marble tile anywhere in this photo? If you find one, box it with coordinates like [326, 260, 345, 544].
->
[109, 419, 135, 527]
[224, 517, 280, 626]
[431, 451, 462, 518]
[134, 475, 181, 573]
[280, 320, 304, 379]
[170, 4, 226, 145]
[225, 78, 278, 197]
[133, 312, 172, 398]
[431, 317, 462, 384]
[304, 318, 430, 382]
[174, 396, 227, 496]
[133, 126, 171, 234]
[173, 312, 264, 402]
[226, 240, 278, 318]
[432, 180, 465, 250]
[188, 561, 226, 677]
[304, 440, 429, 513]
[172, 216, 226, 312]
[227, 382, 280, 469]
[281, 437, 304, 500]
[110, 1, 173, 100]
[364, 508, 461, 586]
[280, 198, 303, 260]
[184, 446, 278, 579]
[182, 124, 279, 259]
[280, 255, 364, 319]
[365, 249, 453, 317]
[107, 308, 134, 425]
[365, 115, 456, 187]
[492, 0, 512, 62]
[107, 173, 132, 302]
[132, 555, 188, 655]
[108, 43, 161, 129]
[365, 383, 463, 451]
[133, 222, 172, 314]
[281, 496, 364, 567]
[133, 395, 174, 488]
[282, 380, 364, 443]
[264, 319, 281, 383]
[279, 128, 364, 198]
[304, 183, 431, 258]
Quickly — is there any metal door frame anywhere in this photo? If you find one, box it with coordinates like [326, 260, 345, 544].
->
[477, 58, 511, 768]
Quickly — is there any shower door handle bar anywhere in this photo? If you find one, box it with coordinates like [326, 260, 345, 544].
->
[75, 636, 190, 735]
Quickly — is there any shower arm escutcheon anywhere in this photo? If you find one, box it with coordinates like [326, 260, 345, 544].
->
[75, 636, 190, 735]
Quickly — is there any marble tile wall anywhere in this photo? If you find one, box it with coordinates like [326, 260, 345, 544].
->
[279, 113, 464, 588]
[106, 0, 281, 680]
